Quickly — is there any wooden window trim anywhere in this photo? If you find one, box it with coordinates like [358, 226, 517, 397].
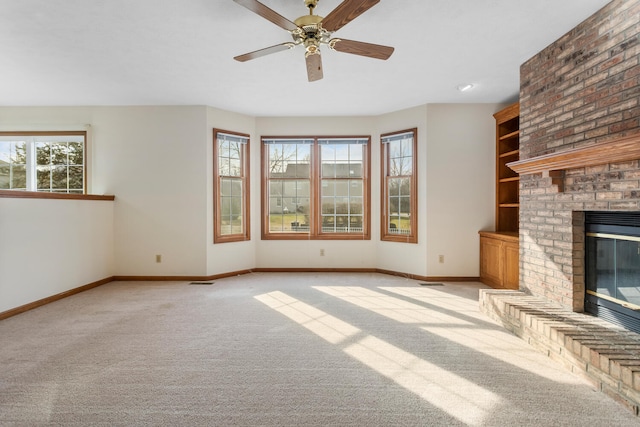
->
[261, 135, 371, 241]
[213, 129, 250, 244]
[381, 128, 418, 243]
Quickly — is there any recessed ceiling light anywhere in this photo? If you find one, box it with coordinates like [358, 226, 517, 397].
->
[457, 84, 475, 92]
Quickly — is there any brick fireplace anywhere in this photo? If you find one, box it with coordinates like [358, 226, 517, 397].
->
[480, 0, 640, 413]
[516, 0, 640, 313]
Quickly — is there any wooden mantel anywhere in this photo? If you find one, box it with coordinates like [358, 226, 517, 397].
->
[507, 133, 640, 176]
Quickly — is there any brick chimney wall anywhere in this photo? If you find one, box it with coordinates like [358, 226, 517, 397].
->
[518, 0, 640, 310]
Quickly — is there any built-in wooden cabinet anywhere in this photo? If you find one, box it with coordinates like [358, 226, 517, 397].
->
[479, 231, 519, 289]
[479, 103, 520, 289]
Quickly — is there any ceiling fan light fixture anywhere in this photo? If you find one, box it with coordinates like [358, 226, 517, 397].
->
[233, 0, 394, 82]
[457, 83, 475, 92]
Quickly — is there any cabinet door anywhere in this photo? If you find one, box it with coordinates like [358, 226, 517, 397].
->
[503, 241, 520, 290]
[480, 237, 503, 287]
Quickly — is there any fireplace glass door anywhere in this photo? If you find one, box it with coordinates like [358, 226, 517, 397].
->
[585, 212, 640, 333]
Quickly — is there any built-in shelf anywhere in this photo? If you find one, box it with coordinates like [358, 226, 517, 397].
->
[0, 190, 115, 201]
[499, 150, 519, 158]
[500, 130, 520, 141]
[499, 177, 519, 183]
[480, 103, 521, 290]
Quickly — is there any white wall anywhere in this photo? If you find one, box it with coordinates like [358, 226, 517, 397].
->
[0, 197, 114, 313]
[0, 103, 499, 315]
[91, 106, 208, 276]
[376, 105, 429, 276]
[0, 106, 210, 277]
[424, 104, 501, 276]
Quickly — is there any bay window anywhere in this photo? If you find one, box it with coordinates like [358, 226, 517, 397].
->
[263, 136, 370, 240]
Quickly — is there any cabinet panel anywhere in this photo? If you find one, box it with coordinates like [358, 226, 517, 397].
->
[479, 232, 519, 289]
[480, 237, 502, 287]
[503, 241, 520, 290]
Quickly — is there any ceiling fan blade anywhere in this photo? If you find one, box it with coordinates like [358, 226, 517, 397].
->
[306, 53, 323, 82]
[234, 43, 295, 62]
[321, 0, 380, 32]
[330, 39, 394, 60]
[233, 0, 299, 31]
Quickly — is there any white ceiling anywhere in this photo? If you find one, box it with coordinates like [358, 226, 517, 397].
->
[0, 0, 611, 117]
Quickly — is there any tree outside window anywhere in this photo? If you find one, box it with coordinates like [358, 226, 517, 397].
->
[0, 132, 85, 193]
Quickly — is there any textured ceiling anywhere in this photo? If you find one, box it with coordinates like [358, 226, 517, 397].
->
[0, 0, 611, 116]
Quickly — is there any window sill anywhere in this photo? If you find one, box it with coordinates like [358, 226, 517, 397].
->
[0, 190, 115, 201]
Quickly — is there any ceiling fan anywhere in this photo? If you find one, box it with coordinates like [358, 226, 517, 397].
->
[233, 0, 394, 82]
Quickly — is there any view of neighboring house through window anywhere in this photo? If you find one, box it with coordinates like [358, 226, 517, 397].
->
[0, 132, 85, 193]
[263, 136, 370, 240]
[213, 129, 250, 243]
[381, 129, 417, 243]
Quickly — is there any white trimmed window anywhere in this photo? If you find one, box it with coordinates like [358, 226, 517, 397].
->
[0, 132, 86, 193]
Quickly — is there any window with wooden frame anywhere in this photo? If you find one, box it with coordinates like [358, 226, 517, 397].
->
[381, 128, 417, 243]
[213, 129, 250, 243]
[262, 136, 370, 240]
[0, 131, 86, 193]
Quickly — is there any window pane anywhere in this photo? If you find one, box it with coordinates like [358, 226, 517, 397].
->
[228, 142, 241, 160]
[36, 143, 51, 165]
[401, 139, 413, 157]
[11, 142, 27, 164]
[69, 166, 83, 189]
[268, 179, 309, 232]
[50, 143, 68, 165]
[400, 178, 411, 196]
[389, 178, 401, 196]
[51, 165, 68, 190]
[321, 198, 335, 215]
[335, 180, 349, 196]
[389, 141, 401, 160]
[0, 141, 11, 164]
[0, 165, 9, 189]
[269, 143, 311, 178]
[68, 142, 83, 165]
[229, 158, 241, 177]
[219, 157, 230, 176]
[11, 165, 27, 189]
[37, 165, 51, 190]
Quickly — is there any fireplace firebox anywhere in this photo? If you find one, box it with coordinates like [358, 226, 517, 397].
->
[585, 212, 640, 334]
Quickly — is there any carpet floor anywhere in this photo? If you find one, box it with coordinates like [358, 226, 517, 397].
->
[1, 272, 638, 426]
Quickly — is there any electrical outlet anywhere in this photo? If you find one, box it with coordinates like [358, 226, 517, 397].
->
[156, 254, 162, 263]
[438, 255, 444, 264]
[320, 249, 325, 256]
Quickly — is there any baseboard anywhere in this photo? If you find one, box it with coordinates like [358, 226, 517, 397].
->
[253, 267, 377, 273]
[0, 277, 114, 321]
[375, 269, 480, 283]
[112, 269, 254, 282]
[1, 269, 480, 322]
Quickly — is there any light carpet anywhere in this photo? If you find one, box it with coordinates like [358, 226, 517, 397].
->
[1, 272, 638, 426]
